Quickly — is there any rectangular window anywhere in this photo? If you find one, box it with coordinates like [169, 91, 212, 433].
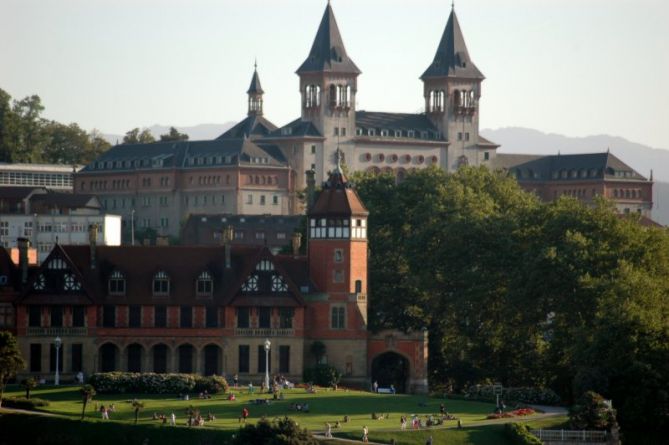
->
[272, 195, 279, 205]
[71, 344, 83, 373]
[103, 305, 116, 328]
[0, 304, 13, 328]
[334, 127, 339, 136]
[160, 218, 169, 228]
[311, 145, 316, 154]
[258, 345, 271, 373]
[129, 305, 141, 328]
[50, 343, 63, 372]
[50, 306, 63, 327]
[154, 306, 167, 328]
[206, 307, 218, 328]
[355, 280, 362, 293]
[457, 132, 463, 141]
[484, 151, 490, 161]
[237, 307, 249, 328]
[279, 345, 290, 373]
[29, 306, 41, 327]
[331, 306, 345, 329]
[276, 232, 286, 240]
[334, 249, 343, 263]
[246, 195, 253, 205]
[333, 270, 344, 283]
[341, 127, 347, 137]
[258, 307, 271, 328]
[279, 307, 294, 329]
[260, 195, 266, 205]
[72, 306, 85, 328]
[180, 306, 192, 328]
[30, 344, 41, 372]
[238, 345, 250, 373]
[465, 132, 470, 141]
[255, 231, 265, 240]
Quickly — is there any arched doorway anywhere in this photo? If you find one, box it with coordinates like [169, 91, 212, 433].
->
[153, 344, 168, 373]
[371, 352, 409, 393]
[203, 344, 220, 376]
[99, 343, 118, 372]
[178, 344, 194, 373]
[127, 344, 143, 372]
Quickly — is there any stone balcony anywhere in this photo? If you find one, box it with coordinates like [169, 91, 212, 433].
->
[234, 328, 294, 337]
[26, 327, 88, 336]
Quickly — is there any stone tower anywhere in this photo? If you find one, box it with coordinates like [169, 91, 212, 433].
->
[422, 6, 486, 171]
[297, 3, 361, 177]
[247, 63, 264, 116]
[306, 151, 369, 383]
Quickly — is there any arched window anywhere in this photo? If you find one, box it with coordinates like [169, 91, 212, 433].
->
[153, 271, 170, 295]
[108, 271, 125, 295]
[196, 271, 213, 295]
[329, 84, 337, 108]
[271, 275, 288, 292]
[241, 274, 259, 292]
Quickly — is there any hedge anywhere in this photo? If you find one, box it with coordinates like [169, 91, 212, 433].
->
[504, 423, 543, 445]
[0, 413, 234, 445]
[1, 396, 50, 410]
[460, 385, 561, 406]
[88, 372, 228, 395]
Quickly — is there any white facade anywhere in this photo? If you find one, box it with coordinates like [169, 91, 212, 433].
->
[0, 214, 121, 262]
[0, 163, 82, 190]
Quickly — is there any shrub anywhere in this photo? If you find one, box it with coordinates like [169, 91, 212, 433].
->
[233, 417, 318, 445]
[1, 396, 50, 410]
[504, 423, 543, 445]
[88, 372, 228, 395]
[302, 364, 341, 387]
[569, 391, 617, 430]
[463, 385, 561, 405]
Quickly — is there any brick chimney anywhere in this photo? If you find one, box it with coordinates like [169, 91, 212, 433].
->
[291, 232, 302, 257]
[305, 169, 316, 211]
[88, 224, 98, 269]
[223, 225, 234, 269]
[17, 237, 29, 284]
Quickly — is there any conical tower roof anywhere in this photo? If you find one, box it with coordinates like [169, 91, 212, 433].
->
[421, 7, 484, 80]
[297, 3, 361, 75]
[309, 151, 368, 218]
[247, 66, 264, 94]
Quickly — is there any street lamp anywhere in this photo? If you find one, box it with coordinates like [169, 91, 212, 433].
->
[264, 338, 271, 392]
[54, 336, 62, 386]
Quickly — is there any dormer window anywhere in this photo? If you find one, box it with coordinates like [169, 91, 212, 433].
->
[108, 271, 126, 295]
[196, 271, 213, 296]
[241, 274, 259, 292]
[63, 273, 81, 291]
[47, 258, 67, 270]
[153, 271, 170, 295]
[271, 275, 288, 292]
[33, 274, 46, 291]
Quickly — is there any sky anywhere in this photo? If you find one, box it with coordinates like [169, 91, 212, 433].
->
[1, 0, 668, 149]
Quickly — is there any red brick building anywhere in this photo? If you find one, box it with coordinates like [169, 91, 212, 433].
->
[7, 167, 429, 393]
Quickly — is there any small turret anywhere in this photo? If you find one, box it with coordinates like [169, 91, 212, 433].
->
[247, 62, 264, 116]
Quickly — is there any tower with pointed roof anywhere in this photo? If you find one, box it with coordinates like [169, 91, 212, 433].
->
[247, 63, 264, 117]
[306, 161, 370, 383]
[422, 5, 491, 170]
[297, 2, 360, 176]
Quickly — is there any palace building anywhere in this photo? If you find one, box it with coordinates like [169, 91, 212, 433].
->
[6, 163, 429, 392]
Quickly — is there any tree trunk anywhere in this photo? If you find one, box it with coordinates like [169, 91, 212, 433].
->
[81, 399, 87, 420]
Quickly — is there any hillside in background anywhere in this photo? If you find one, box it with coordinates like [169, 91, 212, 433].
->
[483, 127, 669, 225]
[103, 123, 234, 145]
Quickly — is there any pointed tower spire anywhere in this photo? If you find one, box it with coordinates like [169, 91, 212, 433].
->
[421, 7, 483, 79]
[247, 62, 264, 116]
[297, 2, 360, 74]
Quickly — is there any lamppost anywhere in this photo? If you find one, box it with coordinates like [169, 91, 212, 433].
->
[54, 336, 62, 386]
[264, 338, 271, 392]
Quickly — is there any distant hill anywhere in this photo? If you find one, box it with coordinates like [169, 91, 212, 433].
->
[102, 122, 235, 145]
[483, 127, 669, 225]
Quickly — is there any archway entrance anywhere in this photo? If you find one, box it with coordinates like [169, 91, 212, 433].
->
[127, 344, 142, 372]
[204, 345, 220, 376]
[99, 343, 118, 372]
[371, 352, 409, 393]
[178, 344, 194, 373]
[153, 344, 168, 373]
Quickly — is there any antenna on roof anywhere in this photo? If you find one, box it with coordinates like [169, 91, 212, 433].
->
[607, 146, 610, 153]
[452, 0, 455, 10]
[334, 147, 343, 174]
[254, 58, 257, 70]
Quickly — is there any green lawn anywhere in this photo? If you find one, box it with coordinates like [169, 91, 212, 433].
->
[3, 384, 564, 444]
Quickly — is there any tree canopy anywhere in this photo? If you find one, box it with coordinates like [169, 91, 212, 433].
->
[159, 126, 188, 141]
[0, 331, 25, 408]
[351, 166, 669, 431]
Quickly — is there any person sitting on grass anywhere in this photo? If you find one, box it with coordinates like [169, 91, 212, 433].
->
[334, 421, 341, 429]
[343, 415, 350, 423]
[228, 393, 236, 401]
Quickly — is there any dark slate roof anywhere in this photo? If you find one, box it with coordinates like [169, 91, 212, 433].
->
[355, 111, 442, 138]
[181, 214, 303, 247]
[23, 244, 312, 305]
[421, 8, 484, 80]
[493, 154, 543, 171]
[309, 170, 368, 218]
[80, 138, 287, 172]
[297, 3, 361, 75]
[247, 68, 264, 94]
[509, 152, 648, 182]
[478, 136, 499, 147]
[0, 186, 43, 200]
[30, 192, 100, 210]
[267, 118, 323, 139]
[217, 115, 277, 139]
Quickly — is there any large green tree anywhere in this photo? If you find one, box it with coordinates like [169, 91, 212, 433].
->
[123, 127, 155, 144]
[159, 126, 188, 141]
[0, 331, 26, 408]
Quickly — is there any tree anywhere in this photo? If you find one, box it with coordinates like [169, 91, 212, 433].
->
[80, 384, 96, 420]
[0, 88, 16, 162]
[159, 126, 188, 141]
[11, 94, 47, 162]
[233, 417, 318, 445]
[122, 127, 155, 144]
[570, 391, 617, 430]
[0, 331, 26, 408]
[131, 399, 145, 424]
[21, 377, 37, 399]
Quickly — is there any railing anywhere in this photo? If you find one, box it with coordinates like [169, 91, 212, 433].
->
[234, 328, 294, 337]
[531, 429, 608, 442]
[26, 327, 88, 336]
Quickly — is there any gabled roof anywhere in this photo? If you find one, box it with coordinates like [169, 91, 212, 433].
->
[267, 118, 323, 139]
[421, 8, 484, 80]
[217, 115, 278, 139]
[247, 68, 264, 94]
[297, 3, 361, 75]
[355, 111, 443, 139]
[309, 168, 369, 218]
[509, 152, 648, 182]
[21, 245, 310, 306]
